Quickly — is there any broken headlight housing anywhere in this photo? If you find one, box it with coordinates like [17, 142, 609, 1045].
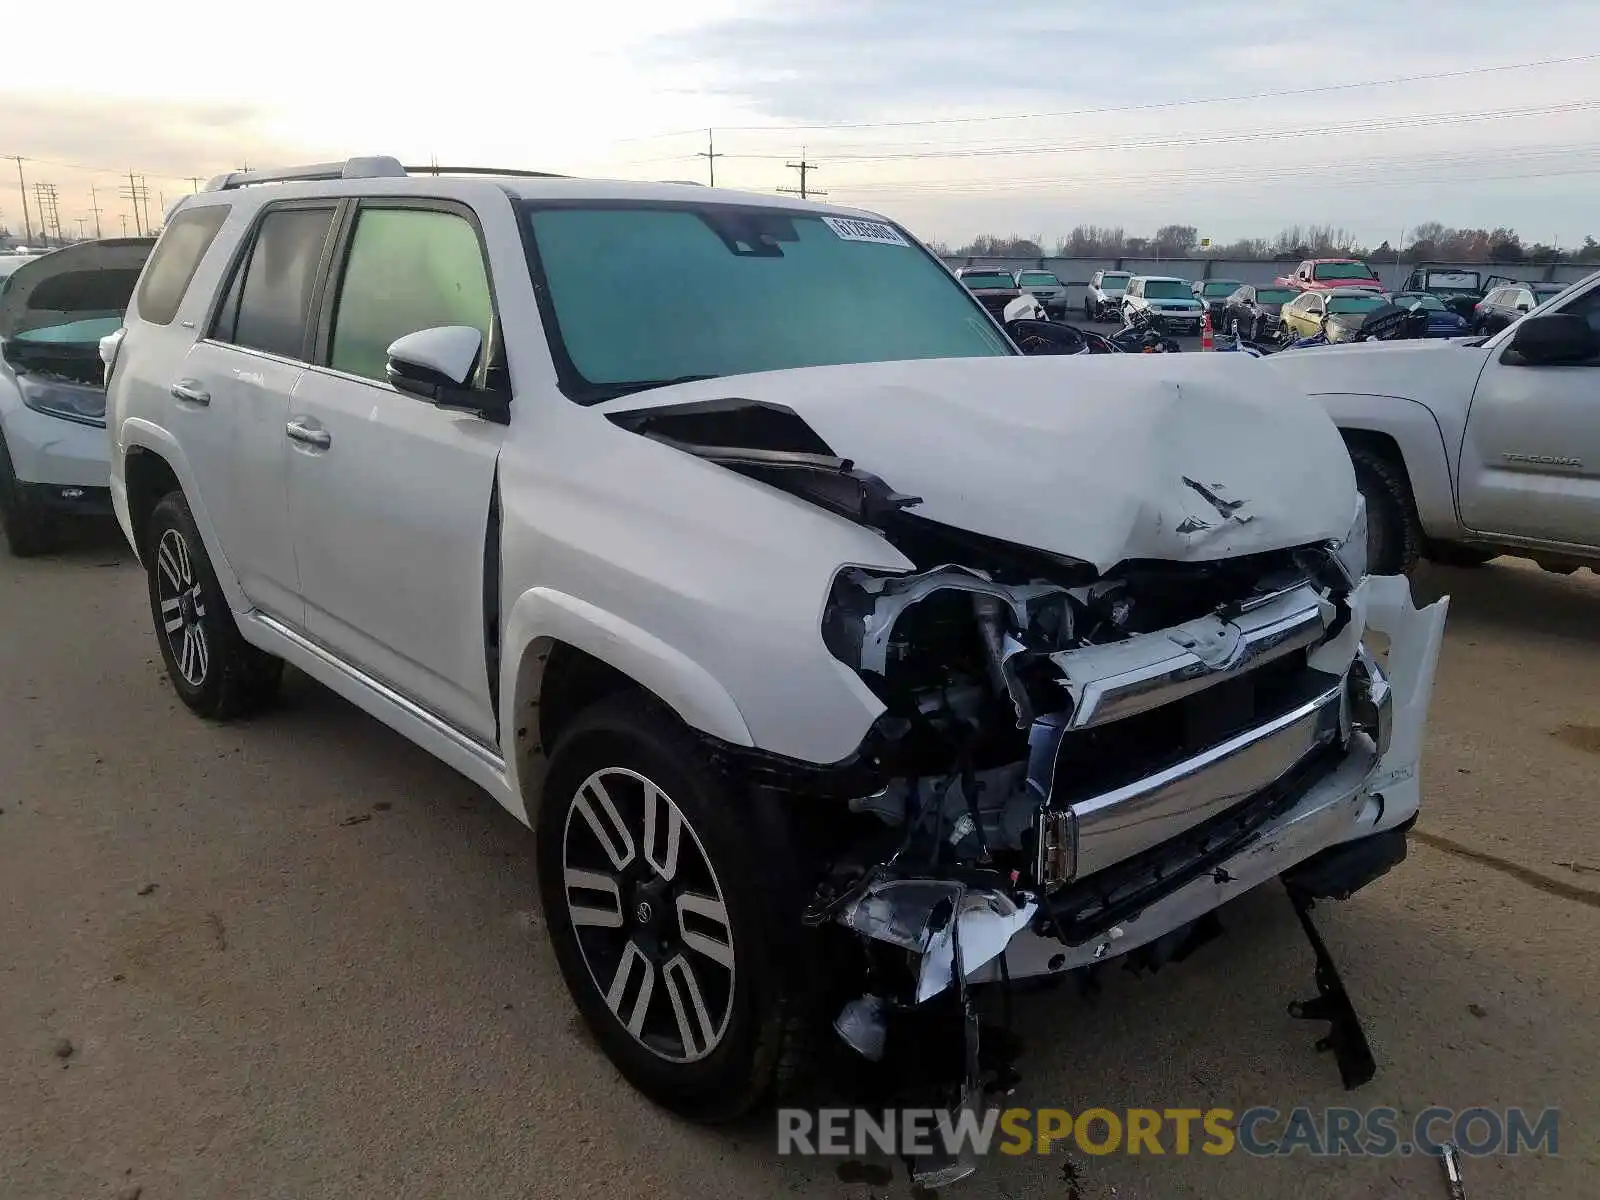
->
[1332, 493, 1368, 583]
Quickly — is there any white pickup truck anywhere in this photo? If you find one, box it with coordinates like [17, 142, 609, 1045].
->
[1265, 270, 1600, 575]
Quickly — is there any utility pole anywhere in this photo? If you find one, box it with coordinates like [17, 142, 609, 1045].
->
[696, 129, 723, 187]
[9, 156, 32, 243]
[120, 172, 149, 236]
[777, 150, 825, 201]
[188, 176, 203, 192]
[89, 185, 102, 238]
[32, 183, 61, 243]
[140, 176, 153, 237]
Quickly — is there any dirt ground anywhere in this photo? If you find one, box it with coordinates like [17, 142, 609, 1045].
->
[3, 527, 1597, 1200]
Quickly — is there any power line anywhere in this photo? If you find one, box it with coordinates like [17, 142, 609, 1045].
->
[610, 52, 1600, 141]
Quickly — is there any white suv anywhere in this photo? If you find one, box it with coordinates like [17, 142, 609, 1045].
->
[105, 157, 1448, 1163]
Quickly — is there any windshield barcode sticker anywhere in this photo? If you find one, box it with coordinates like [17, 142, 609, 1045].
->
[821, 216, 910, 247]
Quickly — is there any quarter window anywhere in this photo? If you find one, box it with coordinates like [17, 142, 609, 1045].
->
[328, 207, 493, 384]
[136, 205, 229, 325]
[214, 205, 337, 359]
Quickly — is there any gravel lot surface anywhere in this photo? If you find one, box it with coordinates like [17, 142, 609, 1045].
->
[3, 527, 1596, 1199]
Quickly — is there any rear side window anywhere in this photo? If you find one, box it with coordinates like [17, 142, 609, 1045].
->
[327, 207, 492, 383]
[136, 206, 229, 325]
[213, 205, 336, 359]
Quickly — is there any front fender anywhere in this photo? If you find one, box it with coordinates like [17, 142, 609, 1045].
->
[116, 417, 250, 614]
[1314, 394, 1462, 539]
[500, 586, 756, 822]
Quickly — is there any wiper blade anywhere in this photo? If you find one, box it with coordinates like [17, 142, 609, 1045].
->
[588, 374, 719, 402]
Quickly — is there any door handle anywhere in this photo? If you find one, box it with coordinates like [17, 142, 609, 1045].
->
[170, 380, 211, 406]
[285, 418, 332, 450]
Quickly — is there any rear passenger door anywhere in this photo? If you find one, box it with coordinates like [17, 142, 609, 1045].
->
[175, 201, 339, 626]
[286, 199, 506, 745]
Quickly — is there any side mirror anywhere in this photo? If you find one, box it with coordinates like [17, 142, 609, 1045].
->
[1506, 313, 1599, 366]
[385, 326, 509, 423]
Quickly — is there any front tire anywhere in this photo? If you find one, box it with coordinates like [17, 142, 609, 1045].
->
[144, 491, 283, 719]
[1349, 447, 1422, 575]
[0, 435, 58, 558]
[537, 694, 811, 1122]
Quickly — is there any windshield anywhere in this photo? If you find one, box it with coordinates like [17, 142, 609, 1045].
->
[1202, 281, 1239, 297]
[1425, 271, 1479, 291]
[523, 203, 1011, 402]
[959, 272, 1015, 289]
[1328, 295, 1387, 315]
[1018, 272, 1059, 287]
[1313, 261, 1379, 281]
[1398, 294, 1445, 311]
[1257, 288, 1295, 304]
[1533, 284, 1567, 299]
[1142, 280, 1192, 300]
[1099, 273, 1130, 289]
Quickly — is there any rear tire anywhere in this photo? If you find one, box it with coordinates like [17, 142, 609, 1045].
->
[1349, 446, 1422, 575]
[536, 693, 812, 1122]
[0, 435, 58, 558]
[144, 491, 283, 719]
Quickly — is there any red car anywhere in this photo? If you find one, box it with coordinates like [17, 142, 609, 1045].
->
[1276, 258, 1385, 293]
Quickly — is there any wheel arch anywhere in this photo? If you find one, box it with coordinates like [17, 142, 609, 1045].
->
[501, 587, 754, 826]
[117, 420, 249, 610]
[1322, 395, 1461, 540]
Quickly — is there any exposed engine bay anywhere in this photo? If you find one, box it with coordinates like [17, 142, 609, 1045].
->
[610, 392, 1449, 1187]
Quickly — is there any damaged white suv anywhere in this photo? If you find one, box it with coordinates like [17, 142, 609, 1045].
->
[106, 159, 1448, 1165]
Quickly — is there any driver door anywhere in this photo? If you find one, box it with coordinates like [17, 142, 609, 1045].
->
[1457, 284, 1600, 547]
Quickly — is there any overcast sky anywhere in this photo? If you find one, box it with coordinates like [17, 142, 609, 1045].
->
[3, 1, 1598, 248]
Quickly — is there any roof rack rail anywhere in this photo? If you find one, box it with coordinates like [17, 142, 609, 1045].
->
[202, 157, 570, 192]
[402, 165, 568, 179]
[204, 156, 407, 192]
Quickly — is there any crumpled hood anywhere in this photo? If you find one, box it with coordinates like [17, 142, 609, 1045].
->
[600, 354, 1357, 574]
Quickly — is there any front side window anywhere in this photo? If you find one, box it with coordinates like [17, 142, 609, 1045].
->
[328, 207, 493, 383]
[137, 205, 228, 325]
[215, 205, 336, 359]
[523, 203, 1010, 402]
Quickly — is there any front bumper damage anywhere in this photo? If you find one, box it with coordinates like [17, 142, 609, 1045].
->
[821, 573, 1447, 1183]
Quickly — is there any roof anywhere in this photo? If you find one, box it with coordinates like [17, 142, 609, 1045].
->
[188, 156, 886, 222]
[1309, 287, 1390, 299]
[1305, 257, 1368, 264]
[1130, 274, 1190, 283]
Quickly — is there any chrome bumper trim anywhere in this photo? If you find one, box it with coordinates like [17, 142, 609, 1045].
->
[1062, 680, 1344, 882]
[1049, 583, 1332, 731]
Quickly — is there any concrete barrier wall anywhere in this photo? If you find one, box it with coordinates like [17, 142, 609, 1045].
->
[944, 255, 1598, 309]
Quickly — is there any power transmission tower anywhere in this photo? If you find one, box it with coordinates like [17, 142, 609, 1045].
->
[696, 129, 723, 187]
[75, 216, 88, 239]
[89, 185, 103, 238]
[119, 213, 129, 235]
[120, 172, 150, 236]
[777, 152, 825, 201]
[188, 176, 203, 193]
[32, 183, 61, 242]
[8, 156, 32, 242]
